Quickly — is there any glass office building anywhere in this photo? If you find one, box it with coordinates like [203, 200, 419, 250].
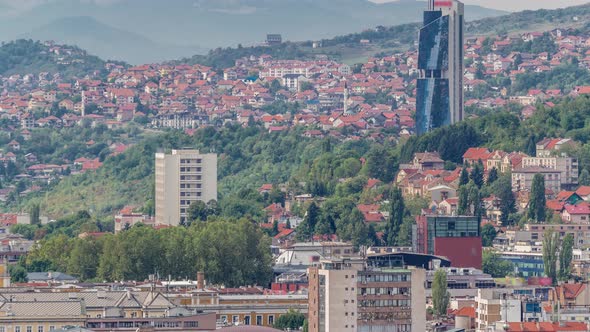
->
[416, 0, 464, 135]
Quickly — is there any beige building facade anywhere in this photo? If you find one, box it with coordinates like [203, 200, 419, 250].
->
[155, 150, 217, 226]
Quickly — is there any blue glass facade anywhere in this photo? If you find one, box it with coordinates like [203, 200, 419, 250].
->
[417, 12, 451, 136]
[500, 254, 545, 277]
[418, 14, 449, 71]
[416, 2, 463, 135]
[416, 78, 450, 135]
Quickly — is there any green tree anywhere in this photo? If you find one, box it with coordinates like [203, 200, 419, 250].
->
[457, 185, 469, 215]
[467, 181, 482, 217]
[297, 202, 320, 241]
[543, 229, 559, 284]
[386, 187, 405, 246]
[470, 161, 484, 188]
[187, 200, 208, 223]
[495, 176, 516, 225]
[482, 250, 514, 277]
[580, 169, 590, 186]
[396, 218, 414, 246]
[559, 233, 573, 281]
[432, 270, 450, 317]
[487, 167, 499, 184]
[67, 238, 100, 280]
[528, 174, 546, 222]
[8, 265, 28, 283]
[459, 166, 469, 186]
[30, 203, 41, 225]
[481, 224, 497, 247]
[273, 309, 306, 330]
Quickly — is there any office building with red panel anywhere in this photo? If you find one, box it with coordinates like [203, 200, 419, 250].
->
[415, 215, 482, 269]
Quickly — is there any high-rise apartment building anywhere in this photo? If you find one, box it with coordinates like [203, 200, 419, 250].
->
[308, 256, 426, 332]
[416, 0, 464, 135]
[155, 149, 217, 226]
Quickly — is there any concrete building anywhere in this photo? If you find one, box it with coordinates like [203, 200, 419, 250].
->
[512, 167, 561, 194]
[308, 256, 426, 332]
[503, 224, 590, 249]
[415, 215, 482, 268]
[0, 289, 217, 331]
[425, 267, 495, 299]
[475, 289, 522, 332]
[416, 0, 464, 135]
[521, 156, 578, 189]
[536, 138, 576, 157]
[155, 149, 217, 226]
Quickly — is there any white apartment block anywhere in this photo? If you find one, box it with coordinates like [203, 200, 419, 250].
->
[155, 149, 217, 226]
[475, 289, 522, 332]
[521, 156, 578, 188]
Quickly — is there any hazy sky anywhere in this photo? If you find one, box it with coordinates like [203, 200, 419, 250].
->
[371, 0, 590, 12]
[2, 0, 589, 12]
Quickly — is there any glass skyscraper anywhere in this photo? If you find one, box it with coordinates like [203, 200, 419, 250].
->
[416, 0, 464, 135]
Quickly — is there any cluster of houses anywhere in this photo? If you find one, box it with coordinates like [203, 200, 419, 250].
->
[463, 28, 590, 113]
[395, 138, 582, 223]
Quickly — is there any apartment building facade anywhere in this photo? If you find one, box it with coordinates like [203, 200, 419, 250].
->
[155, 149, 217, 226]
[308, 257, 425, 332]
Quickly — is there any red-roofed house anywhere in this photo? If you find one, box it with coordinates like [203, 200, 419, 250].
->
[454, 306, 476, 331]
[82, 158, 102, 171]
[550, 283, 590, 307]
[576, 186, 590, 201]
[562, 203, 590, 223]
[463, 147, 491, 165]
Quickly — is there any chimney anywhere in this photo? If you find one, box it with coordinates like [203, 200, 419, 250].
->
[97, 289, 106, 299]
[126, 289, 132, 300]
[197, 272, 205, 290]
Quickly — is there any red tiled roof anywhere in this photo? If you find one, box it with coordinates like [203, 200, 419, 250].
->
[564, 203, 590, 215]
[463, 147, 491, 161]
[546, 200, 565, 212]
[507, 321, 588, 331]
[576, 186, 590, 196]
[274, 229, 294, 239]
[556, 191, 576, 202]
[561, 283, 586, 299]
[455, 306, 475, 318]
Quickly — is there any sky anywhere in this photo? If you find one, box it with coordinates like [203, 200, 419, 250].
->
[1, 0, 589, 12]
[371, 0, 590, 12]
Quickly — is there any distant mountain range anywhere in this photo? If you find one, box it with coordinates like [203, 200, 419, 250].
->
[0, 0, 506, 64]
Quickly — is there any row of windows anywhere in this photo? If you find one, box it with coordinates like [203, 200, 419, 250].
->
[359, 287, 410, 295]
[358, 299, 411, 307]
[220, 315, 274, 325]
[180, 175, 202, 181]
[181, 199, 202, 205]
[180, 167, 202, 172]
[358, 274, 409, 283]
[180, 183, 202, 189]
[358, 320, 412, 332]
[4, 327, 56, 332]
[180, 192, 202, 198]
[180, 159, 202, 164]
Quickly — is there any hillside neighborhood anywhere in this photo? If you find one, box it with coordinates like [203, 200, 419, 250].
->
[3, 6, 590, 331]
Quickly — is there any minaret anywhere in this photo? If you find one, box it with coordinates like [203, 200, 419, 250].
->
[343, 81, 351, 115]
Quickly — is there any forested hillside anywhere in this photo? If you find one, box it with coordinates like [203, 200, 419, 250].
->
[0, 39, 122, 77]
[12, 93, 590, 227]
